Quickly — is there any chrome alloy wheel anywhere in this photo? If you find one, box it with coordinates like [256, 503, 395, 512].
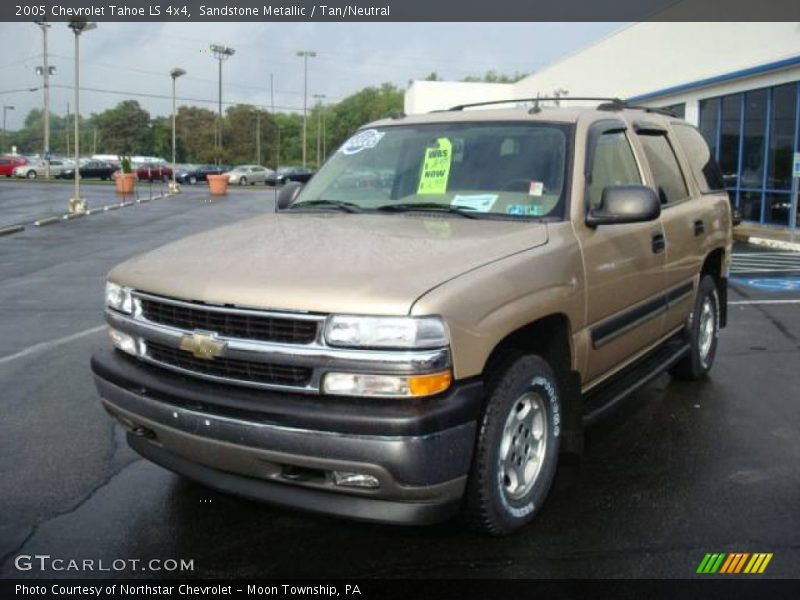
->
[499, 391, 548, 500]
[698, 296, 716, 366]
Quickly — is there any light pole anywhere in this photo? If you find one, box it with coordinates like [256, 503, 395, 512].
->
[312, 93, 326, 168]
[296, 50, 317, 168]
[67, 20, 96, 215]
[169, 67, 186, 194]
[209, 44, 234, 164]
[255, 110, 261, 164]
[35, 21, 55, 178]
[2, 105, 13, 153]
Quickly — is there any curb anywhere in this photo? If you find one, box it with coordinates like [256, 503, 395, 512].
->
[747, 236, 800, 252]
[0, 224, 25, 237]
[34, 216, 61, 227]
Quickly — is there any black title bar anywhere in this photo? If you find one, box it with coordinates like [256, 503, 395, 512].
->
[4, 0, 800, 22]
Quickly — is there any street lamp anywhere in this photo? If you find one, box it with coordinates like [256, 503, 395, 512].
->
[209, 44, 235, 164]
[35, 21, 55, 178]
[2, 105, 14, 153]
[67, 19, 96, 215]
[312, 93, 326, 167]
[297, 50, 317, 168]
[169, 67, 186, 194]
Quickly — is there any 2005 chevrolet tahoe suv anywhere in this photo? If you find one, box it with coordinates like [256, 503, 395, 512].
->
[92, 99, 732, 534]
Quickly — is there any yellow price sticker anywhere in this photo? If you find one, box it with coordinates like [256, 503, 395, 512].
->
[417, 138, 452, 195]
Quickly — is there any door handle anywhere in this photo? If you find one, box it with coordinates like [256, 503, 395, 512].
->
[651, 232, 666, 254]
[693, 219, 705, 236]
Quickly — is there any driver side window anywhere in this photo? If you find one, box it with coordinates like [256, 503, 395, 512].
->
[589, 131, 642, 209]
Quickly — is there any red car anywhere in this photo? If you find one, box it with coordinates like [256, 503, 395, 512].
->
[0, 155, 27, 177]
[135, 162, 173, 182]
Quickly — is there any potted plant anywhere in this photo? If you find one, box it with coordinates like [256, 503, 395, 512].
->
[206, 152, 229, 196]
[115, 155, 136, 194]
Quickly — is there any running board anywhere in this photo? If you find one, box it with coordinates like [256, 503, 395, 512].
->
[582, 336, 690, 427]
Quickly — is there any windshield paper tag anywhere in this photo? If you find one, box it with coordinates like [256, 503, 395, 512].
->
[340, 129, 385, 155]
[528, 181, 544, 196]
[417, 138, 452, 195]
[453, 194, 497, 212]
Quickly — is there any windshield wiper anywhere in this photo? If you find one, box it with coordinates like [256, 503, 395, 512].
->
[290, 199, 362, 213]
[374, 202, 480, 219]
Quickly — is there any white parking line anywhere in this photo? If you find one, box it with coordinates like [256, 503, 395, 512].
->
[0, 324, 105, 366]
[729, 300, 800, 305]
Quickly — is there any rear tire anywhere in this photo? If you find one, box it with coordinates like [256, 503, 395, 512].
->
[671, 275, 720, 380]
[463, 354, 562, 535]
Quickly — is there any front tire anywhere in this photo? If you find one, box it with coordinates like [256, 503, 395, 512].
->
[27, 170, 37, 179]
[671, 274, 720, 380]
[239, 176, 247, 186]
[189, 176, 197, 185]
[463, 354, 562, 535]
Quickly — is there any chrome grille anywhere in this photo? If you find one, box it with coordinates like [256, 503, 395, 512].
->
[146, 341, 313, 387]
[140, 297, 318, 344]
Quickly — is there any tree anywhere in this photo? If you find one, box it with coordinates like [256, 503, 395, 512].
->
[326, 83, 404, 153]
[93, 100, 151, 155]
[175, 106, 217, 163]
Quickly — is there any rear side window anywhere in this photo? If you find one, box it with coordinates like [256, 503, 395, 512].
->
[588, 131, 642, 209]
[672, 123, 725, 193]
[638, 134, 689, 205]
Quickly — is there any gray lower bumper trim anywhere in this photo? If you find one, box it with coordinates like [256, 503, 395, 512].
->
[95, 373, 475, 489]
[129, 434, 462, 525]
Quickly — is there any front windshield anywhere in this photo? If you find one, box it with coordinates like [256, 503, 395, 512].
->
[296, 122, 570, 218]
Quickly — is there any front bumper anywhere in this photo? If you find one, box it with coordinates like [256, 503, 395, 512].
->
[91, 350, 483, 524]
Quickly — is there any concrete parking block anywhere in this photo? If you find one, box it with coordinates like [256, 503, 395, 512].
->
[0, 225, 25, 236]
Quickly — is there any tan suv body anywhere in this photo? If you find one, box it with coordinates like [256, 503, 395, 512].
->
[92, 102, 732, 534]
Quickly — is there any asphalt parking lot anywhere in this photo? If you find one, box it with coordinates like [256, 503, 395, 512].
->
[0, 179, 175, 229]
[1, 181, 798, 579]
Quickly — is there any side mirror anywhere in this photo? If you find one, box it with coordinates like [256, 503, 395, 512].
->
[277, 181, 303, 210]
[586, 185, 660, 227]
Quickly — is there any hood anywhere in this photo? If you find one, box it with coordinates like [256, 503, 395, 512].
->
[110, 212, 548, 315]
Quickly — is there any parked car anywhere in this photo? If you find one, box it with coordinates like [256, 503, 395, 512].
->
[0, 155, 27, 177]
[13, 159, 68, 179]
[93, 101, 732, 535]
[266, 165, 315, 186]
[135, 162, 172, 182]
[227, 165, 272, 185]
[58, 159, 118, 180]
[175, 164, 230, 185]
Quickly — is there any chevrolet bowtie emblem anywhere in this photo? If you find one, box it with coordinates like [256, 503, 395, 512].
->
[179, 332, 227, 360]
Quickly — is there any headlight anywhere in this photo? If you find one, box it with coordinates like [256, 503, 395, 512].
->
[324, 315, 448, 349]
[105, 281, 133, 314]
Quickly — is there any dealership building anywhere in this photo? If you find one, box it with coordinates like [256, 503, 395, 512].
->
[405, 22, 800, 229]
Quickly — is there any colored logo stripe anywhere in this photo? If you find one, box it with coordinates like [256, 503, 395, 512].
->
[744, 553, 773, 574]
[697, 553, 726, 573]
[697, 552, 773, 574]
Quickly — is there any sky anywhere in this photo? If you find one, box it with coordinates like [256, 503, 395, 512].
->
[0, 22, 624, 130]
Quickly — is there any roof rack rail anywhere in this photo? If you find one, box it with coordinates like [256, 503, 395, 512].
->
[444, 97, 679, 118]
[625, 104, 679, 117]
[447, 97, 624, 111]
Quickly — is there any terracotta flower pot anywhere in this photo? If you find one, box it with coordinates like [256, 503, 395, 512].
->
[115, 172, 136, 194]
[207, 174, 229, 196]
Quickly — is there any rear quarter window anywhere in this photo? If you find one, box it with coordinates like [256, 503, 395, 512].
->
[672, 123, 725, 193]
